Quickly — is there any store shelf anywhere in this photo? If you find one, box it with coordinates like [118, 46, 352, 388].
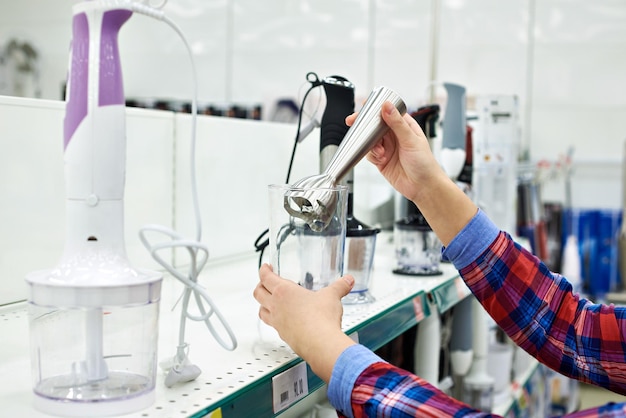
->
[430, 273, 472, 313]
[0, 232, 466, 418]
[492, 359, 541, 417]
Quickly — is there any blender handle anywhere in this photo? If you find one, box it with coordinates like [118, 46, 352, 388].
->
[323, 86, 406, 183]
[441, 82, 466, 151]
[64, 6, 132, 202]
[320, 76, 355, 152]
[62, 3, 135, 251]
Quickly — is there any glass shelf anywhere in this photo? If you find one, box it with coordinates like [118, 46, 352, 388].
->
[430, 273, 472, 313]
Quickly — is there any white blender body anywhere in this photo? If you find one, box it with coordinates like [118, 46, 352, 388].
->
[440, 82, 467, 181]
[25, 2, 162, 416]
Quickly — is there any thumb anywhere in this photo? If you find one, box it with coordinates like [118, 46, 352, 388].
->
[328, 275, 355, 298]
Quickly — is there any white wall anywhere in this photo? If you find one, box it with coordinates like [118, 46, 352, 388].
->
[1, 0, 625, 208]
[1, 1, 626, 305]
[172, 112, 319, 261]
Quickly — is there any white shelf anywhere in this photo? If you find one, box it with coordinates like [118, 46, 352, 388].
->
[492, 359, 541, 417]
[0, 232, 468, 417]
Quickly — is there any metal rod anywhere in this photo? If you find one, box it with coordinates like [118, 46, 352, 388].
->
[428, 0, 441, 104]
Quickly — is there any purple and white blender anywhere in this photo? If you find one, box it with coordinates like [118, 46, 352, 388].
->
[25, 1, 163, 416]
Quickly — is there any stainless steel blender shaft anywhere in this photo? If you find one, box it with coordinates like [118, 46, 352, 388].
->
[285, 86, 406, 231]
[324, 86, 406, 182]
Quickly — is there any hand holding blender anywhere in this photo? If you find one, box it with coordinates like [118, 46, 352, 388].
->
[285, 86, 407, 231]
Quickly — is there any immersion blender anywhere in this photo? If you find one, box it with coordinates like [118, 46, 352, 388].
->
[440, 82, 467, 181]
[25, 2, 163, 416]
[320, 76, 379, 303]
[285, 86, 407, 230]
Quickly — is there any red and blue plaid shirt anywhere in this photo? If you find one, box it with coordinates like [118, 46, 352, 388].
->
[327, 210, 626, 417]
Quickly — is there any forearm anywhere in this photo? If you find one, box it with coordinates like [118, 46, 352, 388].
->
[300, 331, 355, 383]
[411, 168, 478, 247]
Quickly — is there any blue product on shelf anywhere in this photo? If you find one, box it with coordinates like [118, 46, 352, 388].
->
[561, 208, 623, 300]
[596, 209, 622, 297]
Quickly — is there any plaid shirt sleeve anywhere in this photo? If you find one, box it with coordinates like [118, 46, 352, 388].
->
[328, 344, 494, 418]
[326, 210, 626, 418]
[447, 210, 626, 395]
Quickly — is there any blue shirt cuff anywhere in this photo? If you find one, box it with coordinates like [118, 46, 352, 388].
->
[442, 209, 500, 270]
[327, 344, 386, 418]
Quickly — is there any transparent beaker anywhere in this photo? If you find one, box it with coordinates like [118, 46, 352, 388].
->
[342, 229, 378, 304]
[393, 219, 442, 276]
[268, 184, 347, 290]
[26, 266, 161, 417]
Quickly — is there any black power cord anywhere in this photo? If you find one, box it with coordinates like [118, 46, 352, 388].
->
[253, 72, 323, 268]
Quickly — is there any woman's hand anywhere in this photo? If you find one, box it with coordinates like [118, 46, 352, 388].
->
[253, 264, 356, 382]
[348, 100, 478, 245]
[347, 101, 440, 203]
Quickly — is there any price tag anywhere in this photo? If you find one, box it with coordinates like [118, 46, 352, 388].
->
[517, 388, 530, 411]
[271, 361, 309, 413]
[454, 277, 471, 299]
[413, 295, 425, 321]
[205, 408, 222, 418]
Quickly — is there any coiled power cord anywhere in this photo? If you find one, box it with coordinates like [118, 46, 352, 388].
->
[130, 0, 237, 387]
